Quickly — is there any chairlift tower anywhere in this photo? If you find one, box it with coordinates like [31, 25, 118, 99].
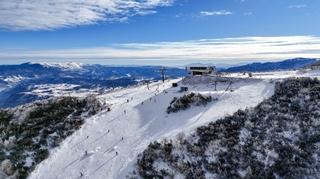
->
[156, 67, 167, 83]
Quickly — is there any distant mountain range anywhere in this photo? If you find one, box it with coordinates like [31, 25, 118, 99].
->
[220, 58, 318, 72]
[0, 63, 186, 108]
[0, 58, 318, 108]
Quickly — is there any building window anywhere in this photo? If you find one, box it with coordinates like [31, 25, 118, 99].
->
[190, 67, 208, 70]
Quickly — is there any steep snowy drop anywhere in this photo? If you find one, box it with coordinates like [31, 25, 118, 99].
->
[29, 78, 274, 179]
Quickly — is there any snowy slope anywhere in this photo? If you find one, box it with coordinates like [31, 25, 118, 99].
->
[29, 77, 274, 179]
[225, 69, 320, 79]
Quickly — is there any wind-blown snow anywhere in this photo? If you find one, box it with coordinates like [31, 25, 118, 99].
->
[29, 77, 274, 179]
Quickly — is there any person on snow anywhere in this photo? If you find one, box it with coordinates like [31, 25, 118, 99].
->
[116, 151, 118, 156]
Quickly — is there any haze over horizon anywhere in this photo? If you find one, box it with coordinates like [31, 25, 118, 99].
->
[0, 0, 320, 65]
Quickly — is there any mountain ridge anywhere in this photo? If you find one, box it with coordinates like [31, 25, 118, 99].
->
[221, 58, 318, 72]
[0, 63, 186, 108]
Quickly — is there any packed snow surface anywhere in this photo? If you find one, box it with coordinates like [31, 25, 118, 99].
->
[29, 77, 274, 179]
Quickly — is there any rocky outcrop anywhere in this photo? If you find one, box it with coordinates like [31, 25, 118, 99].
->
[1, 160, 15, 176]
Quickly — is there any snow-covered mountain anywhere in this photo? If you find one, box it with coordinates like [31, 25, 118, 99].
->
[0, 63, 186, 108]
[134, 78, 320, 178]
[1, 62, 320, 179]
[221, 58, 317, 72]
[25, 70, 320, 179]
[29, 62, 85, 70]
[28, 77, 275, 179]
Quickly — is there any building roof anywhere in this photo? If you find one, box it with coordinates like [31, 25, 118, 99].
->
[186, 63, 215, 68]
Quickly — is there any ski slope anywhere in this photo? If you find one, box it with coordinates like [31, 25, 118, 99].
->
[29, 78, 275, 179]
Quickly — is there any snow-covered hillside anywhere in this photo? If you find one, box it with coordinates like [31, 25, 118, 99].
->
[134, 78, 320, 178]
[225, 69, 320, 79]
[0, 96, 105, 178]
[29, 76, 275, 179]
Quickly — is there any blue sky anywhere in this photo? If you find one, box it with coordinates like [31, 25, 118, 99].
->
[0, 0, 320, 65]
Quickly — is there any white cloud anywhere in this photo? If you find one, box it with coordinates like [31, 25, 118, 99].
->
[1, 36, 320, 65]
[0, 0, 173, 31]
[244, 12, 253, 16]
[200, 10, 232, 16]
[288, 4, 307, 9]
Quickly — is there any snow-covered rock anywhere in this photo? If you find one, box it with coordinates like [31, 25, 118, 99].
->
[1, 160, 15, 176]
[0, 171, 7, 179]
[3, 136, 16, 149]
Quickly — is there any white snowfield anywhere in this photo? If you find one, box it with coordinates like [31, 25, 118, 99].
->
[29, 77, 276, 179]
[225, 69, 320, 79]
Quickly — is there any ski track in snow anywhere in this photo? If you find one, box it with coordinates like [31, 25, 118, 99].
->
[29, 78, 275, 179]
